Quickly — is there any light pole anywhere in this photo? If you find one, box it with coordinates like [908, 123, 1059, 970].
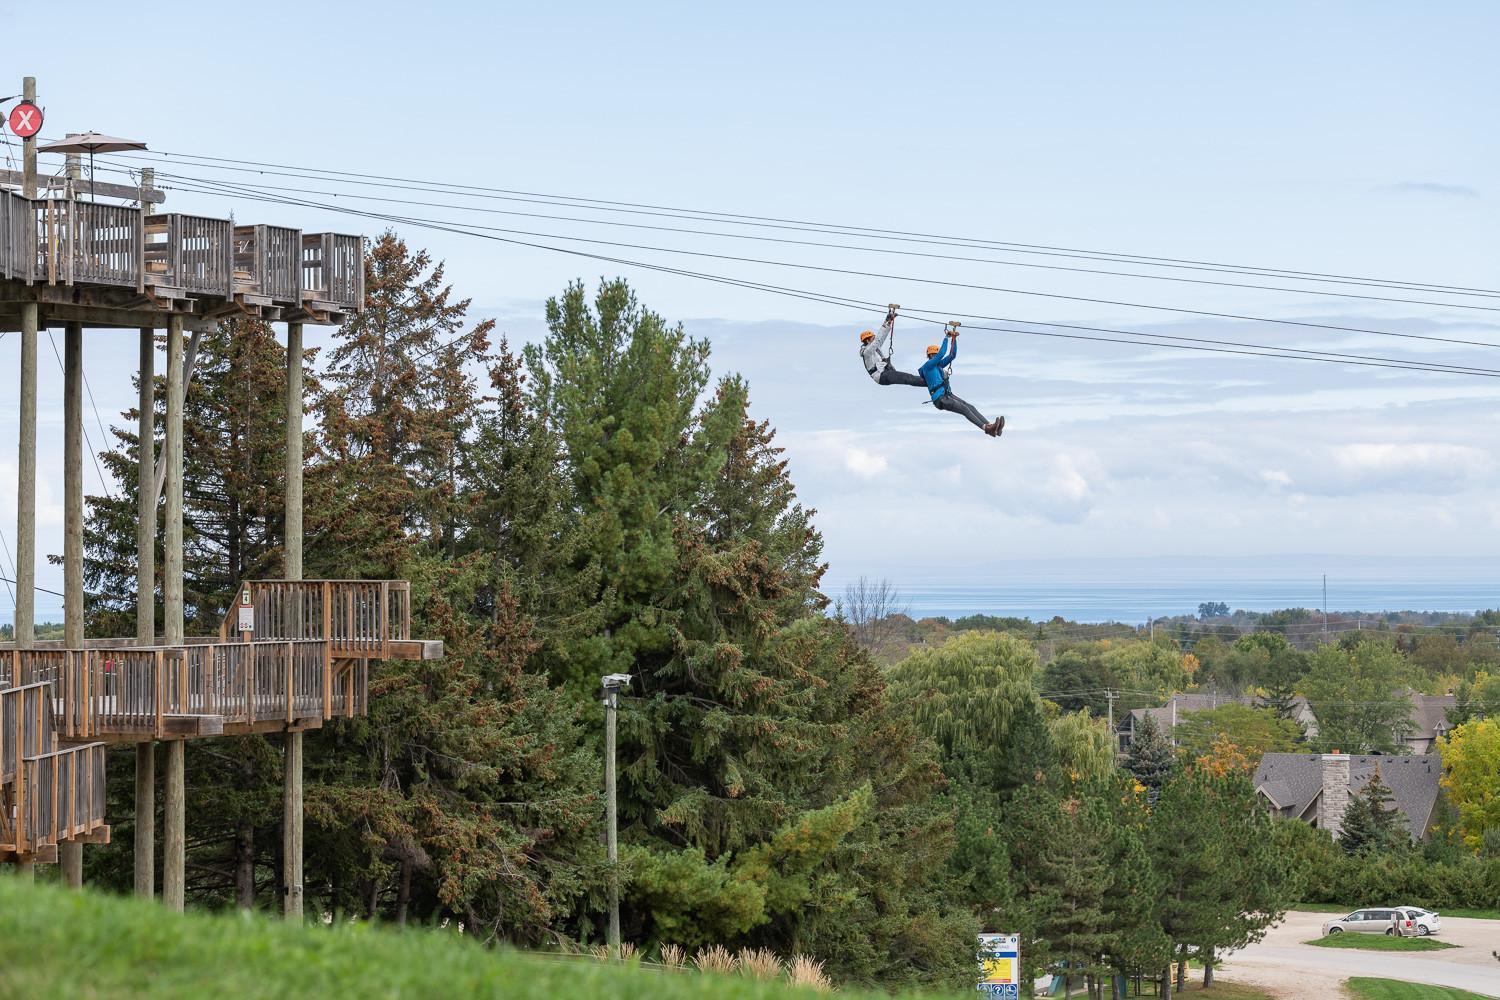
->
[601, 672, 632, 959]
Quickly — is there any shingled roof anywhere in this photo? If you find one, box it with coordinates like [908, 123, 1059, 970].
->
[1406, 693, 1455, 744]
[1253, 753, 1441, 840]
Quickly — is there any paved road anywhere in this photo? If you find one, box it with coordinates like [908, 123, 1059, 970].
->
[1218, 910, 1500, 999]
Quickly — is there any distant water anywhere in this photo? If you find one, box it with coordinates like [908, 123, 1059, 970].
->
[827, 558, 1500, 624]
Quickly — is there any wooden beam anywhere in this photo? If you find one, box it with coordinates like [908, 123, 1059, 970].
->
[71, 825, 111, 845]
[0, 171, 167, 203]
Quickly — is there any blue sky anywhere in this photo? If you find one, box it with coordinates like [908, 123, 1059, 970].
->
[5, 1, 1500, 618]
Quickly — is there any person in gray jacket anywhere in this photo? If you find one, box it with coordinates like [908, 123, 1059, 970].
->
[859, 307, 926, 388]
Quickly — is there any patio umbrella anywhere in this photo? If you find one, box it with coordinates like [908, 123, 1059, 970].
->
[39, 132, 148, 201]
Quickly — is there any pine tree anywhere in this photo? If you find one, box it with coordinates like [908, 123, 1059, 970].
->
[1339, 767, 1408, 854]
[81, 317, 308, 906]
[1125, 713, 1177, 797]
[529, 279, 973, 987]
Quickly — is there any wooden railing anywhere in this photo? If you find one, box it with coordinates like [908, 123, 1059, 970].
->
[0, 681, 107, 854]
[7, 639, 349, 740]
[221, 580, 411, 656]
[145, 213, 234, 295]
[19, 743, 106, 851]
[233, 223, 301, 301]
[301, 233, 364, 308]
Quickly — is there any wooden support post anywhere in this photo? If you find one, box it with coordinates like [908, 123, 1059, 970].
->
[137, 326, 155, 644]
[15, 303, 36, 654]
[283, 321, 305, 920]
[162, 315, 185, 910]
[163, 739, 184, 911]
[61, 321, 84, 887]
[136, 321, 158, 891]
[20, 77, 35, 199]
[285, 322, 303, 580]
[134, 742, 154, 898]
[164, 315, 184, 647]
[282, 731, 303, 919]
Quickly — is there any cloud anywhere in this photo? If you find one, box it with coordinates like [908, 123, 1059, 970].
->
[1382, 181, 1481, 199]
[843, 446, 888, 479]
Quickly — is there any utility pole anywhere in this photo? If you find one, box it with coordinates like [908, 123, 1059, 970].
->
[1323, 575, 1328, 639]
[1105, 689, 1116, 732]
[601, 673, 632, 959]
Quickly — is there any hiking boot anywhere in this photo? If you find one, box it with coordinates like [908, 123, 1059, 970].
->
[985, 416, 1005, 438]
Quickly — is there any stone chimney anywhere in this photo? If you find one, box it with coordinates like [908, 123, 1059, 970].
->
[1319, 753, 1351, 839]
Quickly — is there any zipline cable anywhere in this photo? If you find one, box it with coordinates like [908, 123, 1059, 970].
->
[162, 173, 1500, 357]
[139, 170, 1500, 314]
[94, 144, 1500, 299]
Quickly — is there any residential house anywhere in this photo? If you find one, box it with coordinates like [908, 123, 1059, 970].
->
[1117, 692, 1245, 750]
[1403, 693, 1455, 753]
[1253, 752, 1442, 841]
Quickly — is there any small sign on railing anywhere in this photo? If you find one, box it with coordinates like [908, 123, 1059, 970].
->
[237, 586, 254, 635]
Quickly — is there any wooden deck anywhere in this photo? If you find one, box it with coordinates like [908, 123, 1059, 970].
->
[0, 191, 362, 329]
[0, 580, 442, 743]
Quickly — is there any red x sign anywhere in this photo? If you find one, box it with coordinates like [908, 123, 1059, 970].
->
[8, 102, 42, 138]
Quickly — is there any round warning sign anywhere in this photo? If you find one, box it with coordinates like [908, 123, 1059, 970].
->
[7, 102, 42, 138]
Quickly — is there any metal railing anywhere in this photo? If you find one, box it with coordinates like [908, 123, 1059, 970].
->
[233, 223, 301, 301]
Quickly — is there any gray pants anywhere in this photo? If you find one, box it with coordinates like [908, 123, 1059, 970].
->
[877, 367, 926, 387]
[933, 391, 989, 430]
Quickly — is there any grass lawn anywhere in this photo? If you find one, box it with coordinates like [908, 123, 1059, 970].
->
[1346, 978, 1498, 1000]
[1306, 935, 1458, 952]
[0, 878, 941, 1000]
[1297, 903, 1500, 921]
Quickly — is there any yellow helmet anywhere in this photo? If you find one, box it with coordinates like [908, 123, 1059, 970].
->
[926, 344, 941, 357]
[859, 330, 875, 343]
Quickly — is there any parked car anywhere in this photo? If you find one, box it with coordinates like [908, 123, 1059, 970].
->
[1396, 907, 1442, 936]
[1321, 908, 1412, 935]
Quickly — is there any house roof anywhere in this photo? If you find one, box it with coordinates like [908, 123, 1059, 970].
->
[1253, 753, 1441, 840]
[1124, 692, 1247, 731]
[1406, 693, 1455, 742]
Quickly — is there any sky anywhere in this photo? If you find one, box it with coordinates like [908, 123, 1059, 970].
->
[4, 1, 1500, 619]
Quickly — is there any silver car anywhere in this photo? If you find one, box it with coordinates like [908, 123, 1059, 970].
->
[1321, 908, 1409, 935]
[1397, 907, 1442, 936]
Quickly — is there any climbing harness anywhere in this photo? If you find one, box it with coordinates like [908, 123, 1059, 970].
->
[922, 320, 961, 405]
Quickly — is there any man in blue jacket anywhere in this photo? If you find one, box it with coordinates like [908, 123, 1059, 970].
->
[920, 327, 1004, 437]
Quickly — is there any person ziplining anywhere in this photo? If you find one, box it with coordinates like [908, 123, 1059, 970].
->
[858, 303, 927, 388]
[920, 321, 1004, 438]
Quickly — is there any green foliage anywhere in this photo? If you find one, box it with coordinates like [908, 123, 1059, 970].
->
[1300, 641, 1416, 753]
[887, 632, 1040, 761]
[1438, 718, 1500, 854]
[1307, 935, 1457, 951]
[1339, 768, 1410, 855]
[1124, 713, 1176, 793]
[1047, 710, 1118, 785]
[0, 879, 945, 1000]
[1294, 850, 1500, 911]
[1346, 978, 1496, 1000]
[1450, 671, 1500, 726]
[1174, 704, 1302, 768]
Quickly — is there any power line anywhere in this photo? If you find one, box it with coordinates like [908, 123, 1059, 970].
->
[156, 177, 1500, 379]
[99, 144, 1500, 299]
[160, 173, 1500, 353]
[140, 169, 1500, 314]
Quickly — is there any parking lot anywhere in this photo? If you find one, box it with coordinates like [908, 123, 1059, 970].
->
[1218, 910, 1500, 998]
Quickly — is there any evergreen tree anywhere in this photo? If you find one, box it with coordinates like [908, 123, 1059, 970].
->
[1339, 767, 1408, 854]
[1125, 713, 1176, 797]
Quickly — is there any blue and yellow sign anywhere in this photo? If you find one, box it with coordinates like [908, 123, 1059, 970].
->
[978, 933, 1020, 998]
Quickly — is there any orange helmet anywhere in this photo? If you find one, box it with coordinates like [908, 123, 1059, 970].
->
[926, 344, 941, 357]
[859, 330, 875, 343]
